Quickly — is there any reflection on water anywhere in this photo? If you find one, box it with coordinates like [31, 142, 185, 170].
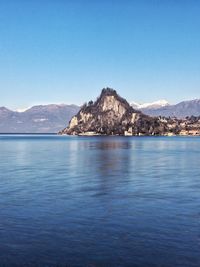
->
[0, 135, 200, 267]
[84, 139, 133, 150]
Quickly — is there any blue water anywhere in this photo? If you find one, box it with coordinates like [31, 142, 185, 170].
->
[0, 135, 200, 267]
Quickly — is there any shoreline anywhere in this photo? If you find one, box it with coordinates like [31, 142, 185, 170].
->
[0, 133, 200, 137]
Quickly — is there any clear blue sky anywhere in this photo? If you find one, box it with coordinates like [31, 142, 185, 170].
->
[0, 0, 200, 109]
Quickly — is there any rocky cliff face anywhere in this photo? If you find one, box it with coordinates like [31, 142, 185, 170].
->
[60, 88, 169, 136]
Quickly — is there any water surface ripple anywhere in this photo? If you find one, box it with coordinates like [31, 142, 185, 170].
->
[0, 135, 200, 267]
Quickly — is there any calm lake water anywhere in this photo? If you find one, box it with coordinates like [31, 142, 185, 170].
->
[0, 135, 200, 267]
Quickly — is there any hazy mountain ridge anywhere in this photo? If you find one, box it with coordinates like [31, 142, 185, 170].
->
[0, 104, 80, 133]
[140, 99, 200, 118]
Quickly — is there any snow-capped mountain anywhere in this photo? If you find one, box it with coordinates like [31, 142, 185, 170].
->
[131, 98, 200, 118]
[142, 99, 200, 118]
[131, 100, 169, 110]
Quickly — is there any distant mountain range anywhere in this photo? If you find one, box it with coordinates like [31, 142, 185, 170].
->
[0, 104, 79, 133]
[0, 98, 200, 133]
[132, 99, 200, 118]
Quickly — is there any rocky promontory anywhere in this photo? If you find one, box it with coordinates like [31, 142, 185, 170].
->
[59, 88, 200, 136]
[59, 88, 170, 136]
